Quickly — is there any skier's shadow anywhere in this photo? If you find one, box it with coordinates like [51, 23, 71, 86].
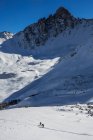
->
[44, 127, 93, 137]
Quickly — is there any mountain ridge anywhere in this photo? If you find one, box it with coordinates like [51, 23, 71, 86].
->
[2, 7, 78, 49]
[1, 7, 93, 50]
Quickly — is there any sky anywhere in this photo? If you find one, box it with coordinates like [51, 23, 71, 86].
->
[0, 0, 93, 33]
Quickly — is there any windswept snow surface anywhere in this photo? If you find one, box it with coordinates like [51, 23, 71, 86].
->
[0, 105, 93, 140]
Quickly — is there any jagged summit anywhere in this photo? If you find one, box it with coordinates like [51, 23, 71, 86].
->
[8, 7, 77, 49]
[55, 7, 72, 17]
[2, 7, 92, 51]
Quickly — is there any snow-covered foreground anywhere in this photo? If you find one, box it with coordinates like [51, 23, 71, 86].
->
[0, 105, 93, 140]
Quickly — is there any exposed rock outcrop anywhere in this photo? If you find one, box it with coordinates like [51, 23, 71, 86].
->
[11, 7, 79, 49]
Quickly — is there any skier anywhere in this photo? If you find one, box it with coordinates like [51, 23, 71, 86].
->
[41, 123, 44, 128]
[38, 122, 44, 128]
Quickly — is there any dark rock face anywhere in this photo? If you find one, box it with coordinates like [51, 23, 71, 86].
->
[13, 7, 78, 49]
[55, 7, 71, 17]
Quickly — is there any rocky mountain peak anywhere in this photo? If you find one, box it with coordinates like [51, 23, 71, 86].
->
[55, 7, 71, 17]
[10, 7, 78, 49]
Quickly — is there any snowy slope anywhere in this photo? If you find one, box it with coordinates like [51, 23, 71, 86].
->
[0, 105, 93, 140]
[0, 10, 93, 106]
[0, 51, 59, 102]
[1, 20, 93, 106]
[0, 31, 13, 44]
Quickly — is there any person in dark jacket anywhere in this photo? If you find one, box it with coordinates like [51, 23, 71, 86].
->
[39, 122, 44, 128]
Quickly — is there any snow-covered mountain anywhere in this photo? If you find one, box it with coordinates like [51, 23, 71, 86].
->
[0, 31, 13, 44]
[0, 7, 93, 107]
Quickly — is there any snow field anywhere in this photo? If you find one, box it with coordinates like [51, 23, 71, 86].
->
[0, 105, 93, 140]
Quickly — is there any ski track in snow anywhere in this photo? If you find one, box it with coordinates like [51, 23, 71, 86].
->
[0, 118, 93, 137]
